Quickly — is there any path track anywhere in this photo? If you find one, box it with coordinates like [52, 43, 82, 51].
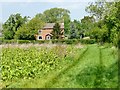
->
[44, 45, 100, 87]
[44, 46, 89, 87]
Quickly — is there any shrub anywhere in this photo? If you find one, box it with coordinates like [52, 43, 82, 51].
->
[2, 40, 16, 44]
[36, 40, 50, 44]
[80, 39, 96, 44]
[17, 40, 33, 44]
[0, 37, 4, 44]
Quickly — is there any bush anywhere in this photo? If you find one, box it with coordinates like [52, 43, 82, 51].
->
[80, 39, 96, 44]
[2, 40, 16, 44]
[17, 40, 33, 44]
[35, 40, 50, 44]
[64, 39, 78, 44]
[0, 37, 4, 44]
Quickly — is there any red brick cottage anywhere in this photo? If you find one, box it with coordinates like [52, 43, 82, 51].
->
[35, 23, 64, 40]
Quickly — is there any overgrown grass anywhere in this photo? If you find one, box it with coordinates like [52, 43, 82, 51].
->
[0, 44, 118, 88]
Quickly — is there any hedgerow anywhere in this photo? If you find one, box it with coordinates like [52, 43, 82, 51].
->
[1, 39, 96, 44]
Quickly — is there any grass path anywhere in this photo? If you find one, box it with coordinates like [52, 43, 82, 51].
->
[47, 44, 100, 88]
[44, 46, 89, 88]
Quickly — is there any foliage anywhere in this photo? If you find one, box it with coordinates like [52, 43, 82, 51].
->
[1, 45, 76, 81]
[0, 37, 4, 44]
[14, 24, 31, 40]
[69, 22, 77, 39]
[80, 39, 96, 44]
[1, 39, 16, 44]
[1, 39, 96, 45]
[14, 17, 45, 40]
[64, 13, 71, 35]
[69, 16, 96, 39]
[72, 20, 83, 39]
[3, 13, 29, 39]
[90, 24, 108, 43]
[81, 16, 95, 30]
[0, 22, 2, 37]
[3, 29, 14, 40]
[1, 44, 118, 88]
[51, 23, 61, 39]
[35, 8, 70, 23]
[86, 0, 120, 46]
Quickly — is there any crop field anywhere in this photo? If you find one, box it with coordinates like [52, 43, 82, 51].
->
[0, 44, 118, 88]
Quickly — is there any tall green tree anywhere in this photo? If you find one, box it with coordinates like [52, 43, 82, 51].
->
[35, 8, 70, 23]
[69, 22, 77, 39]
[15, 17, 44, 40]
[63, 13, 71, 36]
[73, 20, 81, 36]
[86, 0, 120, 46]
[81, 16, 95, 36]
[51, 23, 61, 39]
[3, 13, 29, 39]
[14, 24, 30, 40]
[85, 1, 106, 21]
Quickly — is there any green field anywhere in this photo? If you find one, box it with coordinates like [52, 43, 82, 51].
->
[0, 44, 118, 88]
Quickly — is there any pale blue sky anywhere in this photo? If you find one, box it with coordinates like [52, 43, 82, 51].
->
[0, 0, 96, 23]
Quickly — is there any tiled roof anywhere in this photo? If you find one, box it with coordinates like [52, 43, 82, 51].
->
[43, 23, 64, 29]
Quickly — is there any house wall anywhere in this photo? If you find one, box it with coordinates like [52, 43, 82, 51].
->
[37, 29, 52, 40]
[36, 28, 64, 40]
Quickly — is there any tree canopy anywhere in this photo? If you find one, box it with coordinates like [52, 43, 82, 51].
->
[3, 13, 29, 39]
[85, 0, 120, 45]
[15, 17, 45, 40]
[51, 23, 61, 39]
[35, 8, 70, 23]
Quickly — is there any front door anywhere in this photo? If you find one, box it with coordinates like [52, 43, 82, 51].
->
[45, 34, 51, 40]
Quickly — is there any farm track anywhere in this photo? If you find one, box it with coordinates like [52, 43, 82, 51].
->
[93, 46, 103, 87]
[46, 45, 100, 87]
[44, 46, 89, 87]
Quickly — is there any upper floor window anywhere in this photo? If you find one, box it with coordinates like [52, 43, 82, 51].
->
[38, 30, 42, 34]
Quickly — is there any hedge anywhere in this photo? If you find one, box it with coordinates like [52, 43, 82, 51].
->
[1, 39, 96, 44]
[0, 37, 4, 44]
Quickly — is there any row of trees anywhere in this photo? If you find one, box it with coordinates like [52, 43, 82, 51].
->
[1, 0, 120, 46]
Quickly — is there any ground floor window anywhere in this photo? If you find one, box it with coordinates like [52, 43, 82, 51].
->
[38, 36, 42, 40]
[45, 34, 51, 40]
